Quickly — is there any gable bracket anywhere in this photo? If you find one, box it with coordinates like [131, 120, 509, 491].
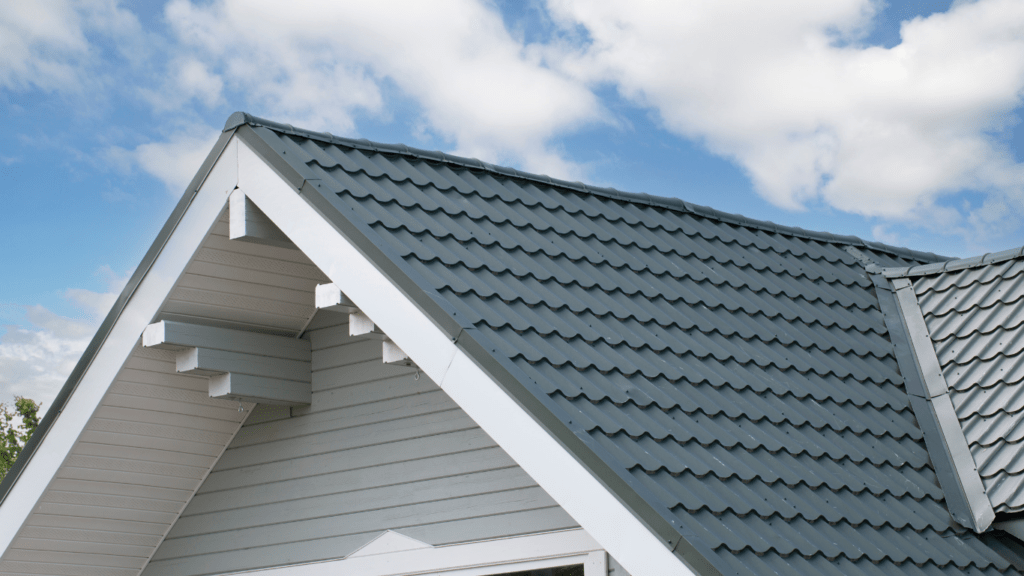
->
[144, 320, 312, 406]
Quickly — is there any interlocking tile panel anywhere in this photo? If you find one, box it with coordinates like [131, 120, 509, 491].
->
[245, 122, 1023, 575]
[916, 258, 1024, 513]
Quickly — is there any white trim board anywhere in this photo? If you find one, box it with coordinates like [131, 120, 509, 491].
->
[217, 529, 605, 576]
[0, 138, 242, 556]
[236, 138, 697, 576]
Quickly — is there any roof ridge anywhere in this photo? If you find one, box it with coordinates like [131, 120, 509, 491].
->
[224, 111, 945, 264]
[883, 245, 1024, 278]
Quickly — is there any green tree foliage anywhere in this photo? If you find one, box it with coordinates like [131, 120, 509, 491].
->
[0, 397, 41, 480]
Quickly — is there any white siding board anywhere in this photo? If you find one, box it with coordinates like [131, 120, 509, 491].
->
[160, 301, 306, 333]
[153, 486, 561, 559]
[108, 381, 230, 407]
[84, 419, 234, 447]
[310, 338, 382, 368]
[39, 492, 184, 515]
[100, 394, 243, 421]
[47, 479, 193, 502]
[192, 247, 325, 281]
[0, 560, 138, 576]
[80, 430, 226, 458]
[90, 406, 241, 433]
[72, 443, 218, 469]
[143, 322, 580, 575]
[170, 468, 540, 536]
[112, 368, 207, 391]
[200, 230, 306, 262]
[11, 537, 152, 558]
[35, 503, 178, 525]
[17, 526, 161, 548]
[185, 260, 320, 293]
[26, 515, 167, 536]
[184, 447, 516, 514]
[4, 548, 146, 568]
[230, 389, 455, 447]
[213, 409, 475, 470]
[197, 428, 498, 492]
[309, 377, 443, 412]
[55, 467, 203, 491]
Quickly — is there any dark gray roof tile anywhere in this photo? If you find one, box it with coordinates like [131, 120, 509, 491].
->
[233, 122, 1022, 574]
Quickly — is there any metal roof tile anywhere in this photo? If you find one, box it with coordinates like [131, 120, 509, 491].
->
[235, 125, 1023, 574]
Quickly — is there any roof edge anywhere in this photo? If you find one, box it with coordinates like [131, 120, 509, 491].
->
[0, 128, 240, 507]
[233, 124, 725, 575]
[883, 245, 1024, 278]
[224, 111, 945, 264]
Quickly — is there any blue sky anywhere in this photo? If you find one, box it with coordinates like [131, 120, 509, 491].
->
[1, 0, 1023, 406]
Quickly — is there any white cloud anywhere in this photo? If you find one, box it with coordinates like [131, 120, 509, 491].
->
[107, 126, 220, 195]
[0, 0, 143, 93]
[545, 0, 1024, 228]
[163, 0, 603, 178]
[0, 267, 129, 409]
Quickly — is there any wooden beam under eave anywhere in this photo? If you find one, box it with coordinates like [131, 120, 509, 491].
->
[229, 189, 297, 250]
[349, 311, 385, 339]
[143, 320, 312, 406]
[315, 283, 358, 314]
[383, 339, 411, 365]
[209, 373, 311, 406]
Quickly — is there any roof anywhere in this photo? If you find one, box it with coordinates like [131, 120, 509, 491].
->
[5, 110, 1022, 576]
[225, 113, 1019, 574]
[882, 252, 1024, 519]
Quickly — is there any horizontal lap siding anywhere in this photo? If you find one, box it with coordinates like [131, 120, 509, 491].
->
[142, 315, 579, 576]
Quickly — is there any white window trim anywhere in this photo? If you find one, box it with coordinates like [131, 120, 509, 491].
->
[217, 529, 606, 576]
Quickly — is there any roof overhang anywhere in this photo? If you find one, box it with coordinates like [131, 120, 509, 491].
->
[0, 128, 712, 576]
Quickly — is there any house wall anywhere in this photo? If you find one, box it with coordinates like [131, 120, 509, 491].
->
[141, 313, 583, 576]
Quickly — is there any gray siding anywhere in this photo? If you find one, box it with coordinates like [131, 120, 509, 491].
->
[142, 313, 579, 576]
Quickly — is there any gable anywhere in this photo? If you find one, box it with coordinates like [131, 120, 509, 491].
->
[4, 111, 1024, 576]
[142, 312, 578, 575]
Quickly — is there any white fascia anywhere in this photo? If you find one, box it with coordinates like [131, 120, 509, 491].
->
[236, 139, 699, 576]
[0, 139, 240, 554]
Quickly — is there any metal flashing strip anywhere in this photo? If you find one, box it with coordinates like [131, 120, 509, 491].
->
[892, 278, 949, 399]
[882, 246, 1024, 279]
[876, 272, 995, 532]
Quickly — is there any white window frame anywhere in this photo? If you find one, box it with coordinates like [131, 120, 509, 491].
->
[216, 529, 607, 576]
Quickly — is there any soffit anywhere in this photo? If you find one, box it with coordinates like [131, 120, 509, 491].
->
[0, 210, 328, 576]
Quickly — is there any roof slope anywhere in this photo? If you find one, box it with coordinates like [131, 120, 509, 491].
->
[231, 113, 1020, 575]
[902, 252, 1024, 513]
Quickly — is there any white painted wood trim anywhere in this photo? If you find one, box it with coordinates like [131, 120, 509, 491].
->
[230, 188, 296, 250]
[236, 139, 696, 576]
[0, 138, 242, 556]
[217, 529, 604, 576]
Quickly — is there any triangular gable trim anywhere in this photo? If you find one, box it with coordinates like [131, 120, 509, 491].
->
[344, 531, 433, 558]
[229, 134, 709, 576]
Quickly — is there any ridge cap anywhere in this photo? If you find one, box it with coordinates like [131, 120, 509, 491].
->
[226, 111, 946, 264]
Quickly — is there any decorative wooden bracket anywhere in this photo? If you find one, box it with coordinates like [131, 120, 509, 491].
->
[143, 320, 312, 406]
[316, 283, 413, 366]
[229, 189, 297, 250]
